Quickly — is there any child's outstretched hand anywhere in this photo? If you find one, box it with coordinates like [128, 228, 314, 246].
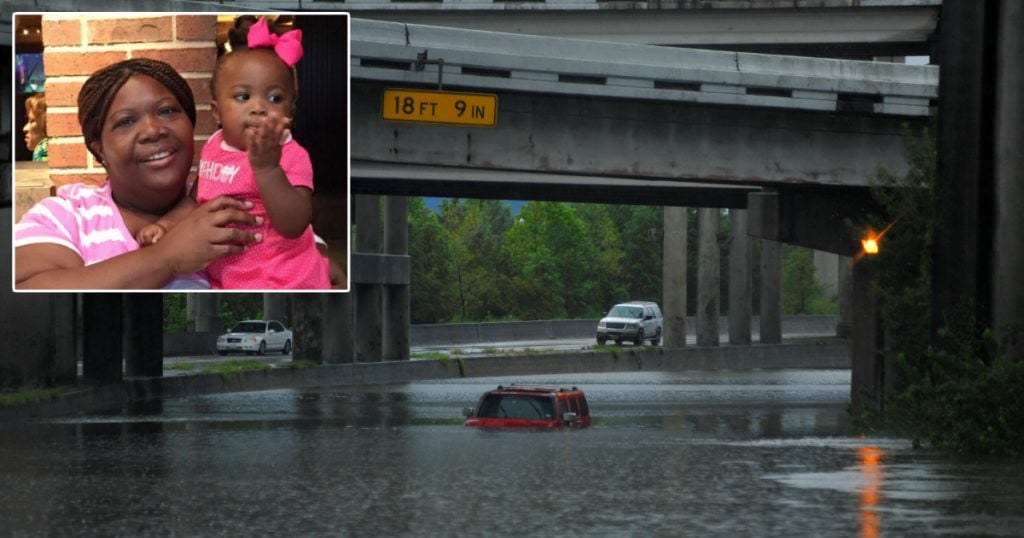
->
[246, 114, 291, 173]
[136, 223, 167, 247]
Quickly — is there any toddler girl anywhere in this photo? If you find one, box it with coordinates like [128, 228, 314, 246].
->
[140, 18, 329, 289]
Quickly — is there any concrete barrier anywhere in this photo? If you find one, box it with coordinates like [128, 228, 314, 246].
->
[163, 315, 839, 355]
[410, 315, 837, 347]
[4, 338, 851, 420]
[163, 332, 219, 356]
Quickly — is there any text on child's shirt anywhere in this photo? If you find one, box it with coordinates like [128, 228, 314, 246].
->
[199, 161, 241, 184]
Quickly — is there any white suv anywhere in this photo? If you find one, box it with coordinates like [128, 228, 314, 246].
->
[596, 301, 663, 346]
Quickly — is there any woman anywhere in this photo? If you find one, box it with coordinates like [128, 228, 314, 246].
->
[23, 93, 48, 162]
[14, 58, 260, 289]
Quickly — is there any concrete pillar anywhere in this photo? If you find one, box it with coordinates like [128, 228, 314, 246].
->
[263, 294, 288, 325]
[933, 0, 998, 334]
[0, 208, 77, 388]
[813, 250, 840, 300]
[993, 0, 1024, 355]
[662, 206, 687, 348]
[728, 209, 752, 345]
[292, 294, 324, 363]
[356, 194, 383, 362]
[851, 260, 884, 413]
[193, 294, 221, 333]
[383, 196, 410, 361]
[82, 294, 123, 384]
[323, 294, 354, 363]
[696, 208, 720, 347]
[759, 239, 782, 344]
[185, 294, 198, 332]
[836, 256, 853, 338]
[123, 295, 162, 378]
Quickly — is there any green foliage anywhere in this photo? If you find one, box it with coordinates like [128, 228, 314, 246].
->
[219, 294, 264, 331]
[861, 124, 1024, 456]
[889, 320, 1024, 456]
[0, 387, 66, 407]
[409, 197, 457, 324]
[202, 359, 271, 381]
[163, 294, 189, 333]
[781, 245, 835, 315]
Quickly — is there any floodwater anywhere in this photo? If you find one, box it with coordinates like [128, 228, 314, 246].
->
[2, 370, 1023, 537]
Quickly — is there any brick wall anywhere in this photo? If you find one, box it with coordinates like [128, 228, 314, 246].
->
[41, 14, 218, 188]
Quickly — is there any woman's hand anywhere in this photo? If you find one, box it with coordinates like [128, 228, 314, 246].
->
[149, 196, 262, 276]
[15, 196, 259, 290]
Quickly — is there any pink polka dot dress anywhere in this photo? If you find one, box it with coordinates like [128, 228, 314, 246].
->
[196, 130, 330, 290]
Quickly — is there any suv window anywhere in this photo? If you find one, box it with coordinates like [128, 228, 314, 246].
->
[478, 394, 555, 420]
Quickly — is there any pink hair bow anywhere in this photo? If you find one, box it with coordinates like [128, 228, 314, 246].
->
[247, 18, 303, 67]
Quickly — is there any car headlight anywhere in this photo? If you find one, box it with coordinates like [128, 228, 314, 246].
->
[626, 321, 638, 328]
[217, 336, 225, 342]
[246, 337, 259, 344]
[598, 322, 606, 328]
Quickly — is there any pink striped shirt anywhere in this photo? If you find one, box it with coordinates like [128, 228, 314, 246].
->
[14, 182, 208, 289]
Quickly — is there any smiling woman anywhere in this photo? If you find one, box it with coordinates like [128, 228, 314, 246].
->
[13, 58, 260, 290]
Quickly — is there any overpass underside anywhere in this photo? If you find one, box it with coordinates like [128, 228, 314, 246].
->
[349, 18, 935, 253]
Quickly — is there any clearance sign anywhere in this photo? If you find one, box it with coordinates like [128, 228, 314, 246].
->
[382, 88, 497, 127]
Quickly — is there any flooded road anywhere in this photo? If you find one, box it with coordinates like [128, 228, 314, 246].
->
[2, 370, 1022, 536]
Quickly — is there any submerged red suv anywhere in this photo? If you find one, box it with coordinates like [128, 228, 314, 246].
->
[463, 385, 592, 429]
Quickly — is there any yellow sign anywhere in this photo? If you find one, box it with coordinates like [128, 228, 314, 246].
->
[382, 88, 497, 127]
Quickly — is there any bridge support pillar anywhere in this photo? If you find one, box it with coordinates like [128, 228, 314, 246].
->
[0, 207, 77, 388]
[263, 294, 288, 326]
[993, 0, 1024, 355]
[383, 196, 410, 361]
[836, 256, 853, 338]
[697, 208, 720, 346]
[124, 295, 162, 378]
[355, 194, 384, 362]
[324, 294, 354, 363]
[759, 239, 782, 344]
[82, 294, 123, 384]
[850, 260, 888, 412]
[293, 295, 325, 363]
[192, 294, 221, 333]
[662, 206, 688, 348]
[728, 209, 752, 345]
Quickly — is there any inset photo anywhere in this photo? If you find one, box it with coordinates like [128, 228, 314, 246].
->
[11, 13, 350, 291]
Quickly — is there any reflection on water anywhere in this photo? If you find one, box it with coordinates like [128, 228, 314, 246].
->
[859, 445, 883, 538]
[2, 371, 1023, 536]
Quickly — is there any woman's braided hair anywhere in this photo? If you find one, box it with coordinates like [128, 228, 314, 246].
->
[77, 58, 196, 164]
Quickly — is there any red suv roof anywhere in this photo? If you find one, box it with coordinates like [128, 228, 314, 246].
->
[464, 385, 591, 429]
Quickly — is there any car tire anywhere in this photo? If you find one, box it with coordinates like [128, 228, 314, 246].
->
[282, 340, 292, 355]
[615, 339, 622, 345]
[257, 341, 266, 356]
[634, 328, 644, 346]
[218, 350, 227, 356]
[597, 337, 606, 345]
[651, 328, 661, 346]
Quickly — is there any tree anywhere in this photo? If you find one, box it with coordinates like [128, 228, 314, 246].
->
[781, 245, 824, 314]
[503, 202, 612, 319]
[408, 197, 457, 323]
[440, 199, 514, 321]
